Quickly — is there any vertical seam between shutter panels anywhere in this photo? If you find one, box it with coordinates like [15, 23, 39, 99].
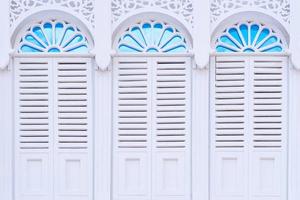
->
[149, 57, 154, 199]
[246, 56, 252, 200]
[185, 56, 191, 197]
[50, 58, 55, 198]
[283, 56, 288, 199]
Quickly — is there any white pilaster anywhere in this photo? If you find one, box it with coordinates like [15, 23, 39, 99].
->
[290, 0, 300, 69]
[93, 0, 112, 71]
[0, 0, 10, 69]
[193, 0, 210, 69]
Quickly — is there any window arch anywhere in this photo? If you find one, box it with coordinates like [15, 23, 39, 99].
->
[215, 21, 286, 53]
[116, 19, 189, 53]
[17, 19, 91, 53]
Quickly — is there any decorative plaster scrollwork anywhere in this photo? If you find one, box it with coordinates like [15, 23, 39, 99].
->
[111, 0, 193, 25]
[211, 0, 290, 24]
[10, 0, 94, 27]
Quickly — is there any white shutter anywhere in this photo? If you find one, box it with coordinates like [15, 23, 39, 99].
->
[15, 57, 93, 200]
[152, 57, 191, 200]
[113, 56, 191, 200]
[211, 55, 287, 200]
[15, 57, 53, 200]
[53, 58, 93, 200]
[211, 56, 248, 200]
[113, 57, 151, 200]
[249, 56, 287, 200]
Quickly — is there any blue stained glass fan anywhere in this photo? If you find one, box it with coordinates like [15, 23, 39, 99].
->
[117, 20, 188, 53]
[19, 20, 89, 53]
[216, 21, 284, 53]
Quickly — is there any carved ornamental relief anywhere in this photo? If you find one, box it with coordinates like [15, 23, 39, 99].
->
[10, 0, 94, 27]
[111, 0, 193, 25]
[211, 0, 290, 24]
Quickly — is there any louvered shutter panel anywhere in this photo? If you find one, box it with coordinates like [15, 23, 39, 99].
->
[113, 57, 151, 200]
[15, 57, 53, 200]
[211, 56, 248, 200]
[250, 56, 287, 200]
[152, 57, 191, 200]
[113, 57, 191, 200]
[15, 57, 93, 200]
[53, 58, 93, 200]
[211, 56, 287, 200]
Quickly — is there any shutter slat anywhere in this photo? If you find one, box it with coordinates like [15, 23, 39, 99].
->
[213, 57, 246, 150]
[253, 59, 284, 150]
[55, 60, 90, 151]
[115, 58, 150, 149]
[16, 59, 51, 150]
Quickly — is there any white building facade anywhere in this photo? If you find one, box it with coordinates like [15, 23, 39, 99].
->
[1, 0, 300, 200]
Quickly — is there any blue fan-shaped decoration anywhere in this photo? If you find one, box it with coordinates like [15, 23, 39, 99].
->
[117, 20, 188, 53]
[19, 20, 89, 53]
[216, 22, 284, 53]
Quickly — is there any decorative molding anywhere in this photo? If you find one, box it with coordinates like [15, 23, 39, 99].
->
[10, 0, 95, 27]
[93, 0, 111, 71]
[290, 0, 300, 69]
[193, 0, 210, 69]
[0, 0, 11, 70]
[111, 0, 193, 25]
[210, 0, 290, 25]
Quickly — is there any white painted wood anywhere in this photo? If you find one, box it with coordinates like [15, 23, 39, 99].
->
[14, 57, 93, 200]
[14, 57, 53, 200]
[53, 58, 93, 200]
[211, 55, 288, 200]
[1, 2, 298, 200]
[290, 0, 300, 69]
[249, 56, 287, 200]
[288, 60, 300, 200]
[93, 0, 111, 70]
[94, 58, 113, 200]
[0, 0, 10, 69]
[152, 57, 191, 200]
[192, 61, 210, 200]
[112, 56, 191, 200]
[113, 57, 151, 200]
[94, 60, 112, 200]
[193, 0, 210, 68]
[0, 65, 13, 200]
[210, 55, 248, 200]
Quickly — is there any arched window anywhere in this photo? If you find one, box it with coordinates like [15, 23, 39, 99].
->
[215, 21, 285, 53]
[17, 19, 90, 53]
[13, 16, 94, 200]
[211, 18, 288, 200]
[117, 20, 188, 53]
[112, 17, 192, 200]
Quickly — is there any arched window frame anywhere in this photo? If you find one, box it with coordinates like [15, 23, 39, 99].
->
[112, 13, 193, 56]
[211, 12, 289, 54]
[12, 12, 94, 55]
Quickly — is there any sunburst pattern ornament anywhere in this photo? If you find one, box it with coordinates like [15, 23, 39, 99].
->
[117, 20, 188, 53]
[19, 20, 89, 53]
[215, 21, 284, 53]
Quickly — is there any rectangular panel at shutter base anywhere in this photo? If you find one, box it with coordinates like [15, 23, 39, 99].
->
[211, 56, 248, 200]
[113, 57, 151, 200]
[54, 58, 93, 200]
[152, 58, 191, 200]
[249, 57, 287, 200]
[14, 58, 53, 200]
